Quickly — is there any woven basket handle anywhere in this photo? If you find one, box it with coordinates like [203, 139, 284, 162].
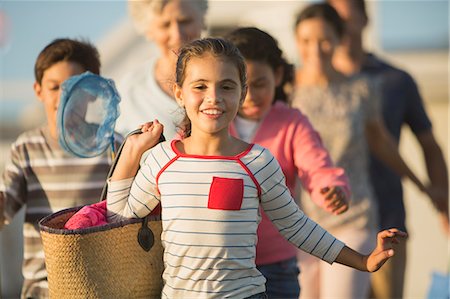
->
[100, 128, 165, 252]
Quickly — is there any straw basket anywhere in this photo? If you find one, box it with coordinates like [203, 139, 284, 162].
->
[39, 129, 166, 298]
[39, 208, 163, 299]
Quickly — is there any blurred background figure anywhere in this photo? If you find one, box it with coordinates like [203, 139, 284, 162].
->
[1, 1, 448, 298]
[114, 0, 208, 140]
[226, 26, 351, 299]
[0, 38, 122, 299]
[291, 3, 427, 299]
[326, 0, 449, 298]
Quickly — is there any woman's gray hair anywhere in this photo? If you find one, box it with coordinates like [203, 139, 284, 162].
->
[128, 0, 208, 35]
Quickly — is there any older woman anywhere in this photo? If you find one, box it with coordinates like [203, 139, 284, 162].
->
[115, 0, 208, 139]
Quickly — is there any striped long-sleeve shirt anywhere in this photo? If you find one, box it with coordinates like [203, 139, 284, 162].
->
[0, 126, 121, 299]
[107, 140, 345, 299]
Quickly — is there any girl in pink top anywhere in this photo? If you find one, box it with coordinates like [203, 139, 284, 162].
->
[226, 27, 351, 298]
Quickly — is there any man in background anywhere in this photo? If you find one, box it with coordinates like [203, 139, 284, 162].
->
[326, 0, 449, 298]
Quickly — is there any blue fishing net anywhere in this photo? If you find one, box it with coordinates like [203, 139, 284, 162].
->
[57, 72, 120, 158]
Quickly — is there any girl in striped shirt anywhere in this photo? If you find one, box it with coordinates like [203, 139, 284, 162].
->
[106, 37, 406, 299]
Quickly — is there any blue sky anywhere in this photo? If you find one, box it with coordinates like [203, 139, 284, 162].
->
[379, 0, 448, 51]
[0, 1, 447, 126]
[0, 1, 448, 81]
[0, 1, 127, 80]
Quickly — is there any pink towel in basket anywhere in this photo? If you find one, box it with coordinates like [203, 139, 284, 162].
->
[64, 200, 108, 230]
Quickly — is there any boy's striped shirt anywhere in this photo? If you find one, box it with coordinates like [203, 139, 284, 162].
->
[1, 126, 121, 298]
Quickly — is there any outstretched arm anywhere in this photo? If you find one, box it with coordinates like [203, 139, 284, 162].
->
[292, 111, 350, 215]
[416, 130, 449, 234]
[365, 118, 426, 192]
[335, 228, 407, 272]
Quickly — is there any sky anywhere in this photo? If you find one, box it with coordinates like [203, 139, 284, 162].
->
[0, 0, 448, 123]
[0, 1, 127, 80]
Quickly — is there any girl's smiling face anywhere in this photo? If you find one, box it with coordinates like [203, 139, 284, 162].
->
[238, 60, 282, 121]
[174, 53, 243, 137]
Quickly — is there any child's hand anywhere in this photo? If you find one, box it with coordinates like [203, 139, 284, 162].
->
[125, 120, 164, 156]
[321, 186, 349, 215]
[111, 120, 164, 181]
[366, 228, 407, 272]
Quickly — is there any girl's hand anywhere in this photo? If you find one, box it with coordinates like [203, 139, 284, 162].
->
[366, 229, 407, 272]
[321, 186, 349, 215]
[111, 120, 164, 181]
[125, 120, 164, 156]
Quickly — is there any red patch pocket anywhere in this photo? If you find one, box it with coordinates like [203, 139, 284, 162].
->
[208, 177, 244, 210]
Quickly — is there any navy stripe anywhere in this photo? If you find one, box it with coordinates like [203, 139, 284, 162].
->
[127, 201, 139, 218]
[150, 150, 161, 169]
[262, 186, 289, 204]
[163, 193, 208, 197]
[254, 155, 274, 176]
[164, 273, 260, 283]
[140, 165, 154, 183]
[263, 198, 293, 212]
[107, 194, 129, 205]
[163, 281, 262, 295]
[322, 239, 337, 260]
[165, 261, 255, 271]
[245, 148, 265, 166]
[162, 218, 257, 223]
[130, 193, 152, 212]
[177, 159, 238, 163]
[161, 143, 171, 160]
[310, 231, 327, 254]
[165, 229, 256, 236]
[260, 165, 282, 186]
[271, 208, 298, 222]
[135, 180, 154, 195]
[108, 186, 131, 193]
[279, 214, 305, 233]
[261, 176, 285, 195]
[132, 187, 160, 202]
[287, 216, 310, 241]
[159, 181, 210, 186]
[164, 251, 254, 261]
[298, 223, 318, 247]
[165, 170, 247, 176]
[163, 206, 258, 211]
[164, 240, 254, 248]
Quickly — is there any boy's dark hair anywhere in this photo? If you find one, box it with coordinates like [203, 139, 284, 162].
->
[294, 3, 345, 40]
[225, 27, 294, 103]
[34, 38, 100, 84]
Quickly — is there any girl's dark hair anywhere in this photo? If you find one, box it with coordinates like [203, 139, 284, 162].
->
[294, 3, 345, 40]
[225, 27, 294, 103]
[34, 38, 100, 84]
[175, 37, 247, 137]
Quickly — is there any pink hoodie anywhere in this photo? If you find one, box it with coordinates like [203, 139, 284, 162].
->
[231, 102, 350, 265]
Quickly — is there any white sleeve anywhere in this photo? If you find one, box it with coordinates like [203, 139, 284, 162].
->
[253, 149, 345, 264]
[106, 148, 162, 221]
